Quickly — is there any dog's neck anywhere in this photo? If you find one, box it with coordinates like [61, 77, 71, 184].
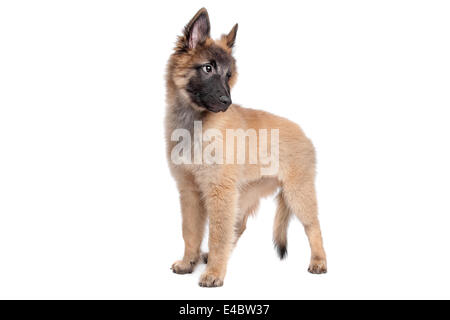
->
[166, 93, 205, 133]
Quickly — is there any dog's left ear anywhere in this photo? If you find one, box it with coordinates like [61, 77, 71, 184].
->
[185, 8, 211, 49]
[225, 23, 238, 48]
[176, 8, 211, 52]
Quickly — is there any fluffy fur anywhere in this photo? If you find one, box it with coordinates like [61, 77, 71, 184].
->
[165, 8, 327, 287]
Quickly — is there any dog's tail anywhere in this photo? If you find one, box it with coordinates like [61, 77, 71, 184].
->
[273, 192, 291, 259]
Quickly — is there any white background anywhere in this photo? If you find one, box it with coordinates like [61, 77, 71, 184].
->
[1, 0, 449, 299]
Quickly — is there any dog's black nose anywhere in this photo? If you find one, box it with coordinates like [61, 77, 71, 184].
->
[219, 95, 231, 105]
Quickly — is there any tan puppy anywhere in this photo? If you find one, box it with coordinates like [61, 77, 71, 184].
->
[165, 8, 327, 287]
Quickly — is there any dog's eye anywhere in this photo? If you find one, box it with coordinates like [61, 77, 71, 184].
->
[202, 64, 213, 73]
[226, 72, 232, 78]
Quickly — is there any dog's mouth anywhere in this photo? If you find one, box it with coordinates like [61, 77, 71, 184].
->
[187, 90, 232, 113]
[205, 97, 232, 113]
[206, 104, 230, 113]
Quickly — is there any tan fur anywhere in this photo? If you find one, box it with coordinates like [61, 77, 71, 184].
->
[165, 8, 327, 287]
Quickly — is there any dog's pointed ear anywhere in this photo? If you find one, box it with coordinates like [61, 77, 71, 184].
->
[225, 23, 238, 48]
[182, 8, 211, 50]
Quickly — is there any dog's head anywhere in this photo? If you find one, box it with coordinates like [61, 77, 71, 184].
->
[167, 8, 238, 113]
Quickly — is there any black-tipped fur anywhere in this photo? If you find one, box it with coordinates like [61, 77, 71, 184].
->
[275, 242, 287, 260]
[273, 192, 291, 260]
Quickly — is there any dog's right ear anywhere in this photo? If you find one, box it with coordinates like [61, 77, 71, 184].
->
[176, 8, 210, 52]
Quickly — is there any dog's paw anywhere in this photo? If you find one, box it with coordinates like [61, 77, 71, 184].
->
[308, 257, 327, 274]
[171, 260, 195, 274]
[198, 271, 224, 287]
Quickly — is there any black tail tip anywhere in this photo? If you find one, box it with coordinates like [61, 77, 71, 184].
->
[276, 244, 287, 260]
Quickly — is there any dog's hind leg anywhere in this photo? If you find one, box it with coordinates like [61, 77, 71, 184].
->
[281, 171, 327, 274]
[234, 195, 259, 245]
[234, 207, 254, 245]
[234, 178, 279, 245]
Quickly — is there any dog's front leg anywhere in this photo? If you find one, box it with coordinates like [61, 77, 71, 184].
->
[199, 181, 237, 287]
[171, 173, 207, 274]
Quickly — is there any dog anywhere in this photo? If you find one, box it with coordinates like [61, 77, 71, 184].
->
[165, 8, 327, 287]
